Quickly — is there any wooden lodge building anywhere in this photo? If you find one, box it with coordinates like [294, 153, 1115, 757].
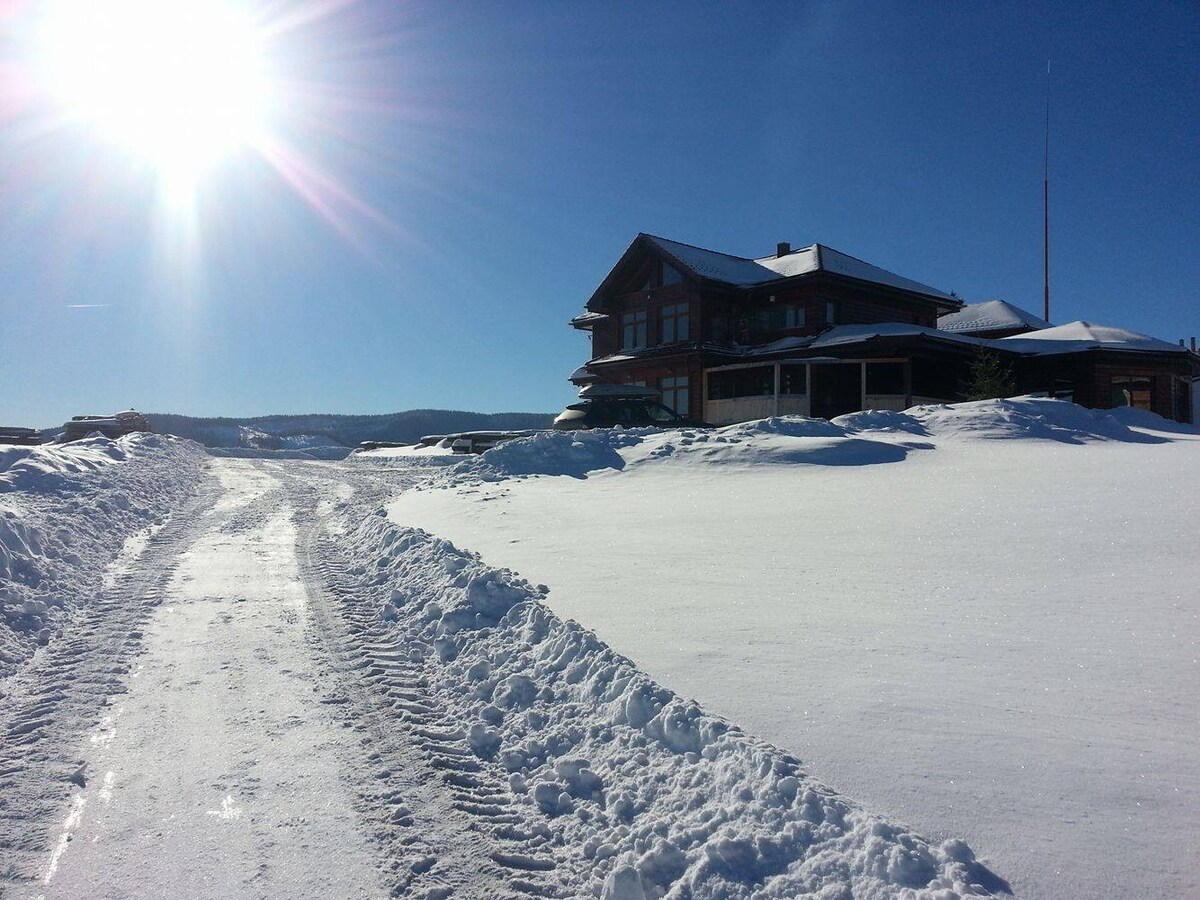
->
[568, 233, 1199, 424]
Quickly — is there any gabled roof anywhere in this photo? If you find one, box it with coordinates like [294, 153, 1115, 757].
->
[757, 244, 958, 302]
[999, 321, 1190, 356]
[590, 233, 958, 305]
[938, 299, 1050, 334]
[643, 235, 780, 286]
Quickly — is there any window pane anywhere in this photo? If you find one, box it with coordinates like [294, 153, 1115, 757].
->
[1111, 375, 1153, 410]
[866, 362, 905, 394]
[708, 371, 733, 399]
[780, 365, 807, 395]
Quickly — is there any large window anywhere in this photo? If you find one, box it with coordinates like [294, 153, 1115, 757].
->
[621, 310, 648, 349]
[825, 301, 840, 325]
[748, 303, 803, 338]
[1111, 374, 1153, 411]
[660, 303, 690, 343]
[661, 375, 690, 415]
[707, 366, 806, 399]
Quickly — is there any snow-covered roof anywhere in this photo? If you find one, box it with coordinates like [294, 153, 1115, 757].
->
[808, 323, 985, 350]
[644, 235, 956, 301]
[999, 321, 1189, 356]
[645, 236, 780, 286]
[759, 245, 957, 301]
[939, 299, 1050, 334]
[570, 311, 610, 328]
[577, 383, 660, 399]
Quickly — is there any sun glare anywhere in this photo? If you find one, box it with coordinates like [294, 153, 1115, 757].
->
[37, 0, 272, 193]
[11, 0, 399, 253]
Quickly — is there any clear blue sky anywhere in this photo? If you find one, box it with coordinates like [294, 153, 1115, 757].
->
[3, 1, 1197, 427]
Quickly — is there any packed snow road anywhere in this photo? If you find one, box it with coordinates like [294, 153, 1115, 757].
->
[2, 447, 1005, 899]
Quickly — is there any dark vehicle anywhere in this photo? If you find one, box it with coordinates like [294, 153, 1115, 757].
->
[553, 385, 710, 431]
[356, 440, 410, 451]
[0, 426, 43, 446]
[449, 430, 538, 454]
[62, 410, 152, 442]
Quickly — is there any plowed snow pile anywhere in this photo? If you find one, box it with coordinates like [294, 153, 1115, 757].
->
[0, 434, 207, 676]
[382, 398, 1200, 900]
[342, 512, 1007, 898]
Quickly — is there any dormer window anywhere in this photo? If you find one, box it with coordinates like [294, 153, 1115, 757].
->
[640, 260, 684, 291]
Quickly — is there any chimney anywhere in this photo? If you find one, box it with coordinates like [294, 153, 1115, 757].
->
[776, 241, 790, 258]
[1192, 336, 1197, 353]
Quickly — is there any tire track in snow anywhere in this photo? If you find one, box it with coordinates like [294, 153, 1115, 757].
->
[289, 471, 567, 899]
[0, 475, 220, 888]
[6, 461, 389, 899]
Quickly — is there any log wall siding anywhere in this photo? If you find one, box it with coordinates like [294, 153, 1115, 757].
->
[1015, 353, 1198, 422]
[591, 278, 942, 360]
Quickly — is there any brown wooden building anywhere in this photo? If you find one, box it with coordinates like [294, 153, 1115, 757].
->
[569, 233, 1198, 424]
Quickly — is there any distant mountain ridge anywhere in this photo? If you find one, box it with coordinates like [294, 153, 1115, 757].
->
[146, 409, 556, 449]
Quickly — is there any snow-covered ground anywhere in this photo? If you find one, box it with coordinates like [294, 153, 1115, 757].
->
[384, 399, 1200, 900]
[4, 402, 1194, 898]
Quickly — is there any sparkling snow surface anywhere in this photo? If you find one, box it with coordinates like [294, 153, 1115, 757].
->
[385, 400, 1200, 900]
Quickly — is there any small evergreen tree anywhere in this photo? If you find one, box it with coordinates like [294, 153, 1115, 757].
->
[963, 349, 1016, 401]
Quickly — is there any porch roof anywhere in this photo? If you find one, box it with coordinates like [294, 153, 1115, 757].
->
[999, 321, 1192, 356]
[938, 299, 1050, 334]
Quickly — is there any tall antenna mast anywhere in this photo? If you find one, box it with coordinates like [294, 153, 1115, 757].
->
[1043, 60, 1050, 323]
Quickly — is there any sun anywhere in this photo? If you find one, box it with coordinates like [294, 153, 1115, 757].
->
[35, 0, 272, 194]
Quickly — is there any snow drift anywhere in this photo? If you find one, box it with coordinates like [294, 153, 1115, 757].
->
[0, 434, 207, 677]
[338, 509, 1009, 898]
[426, 397, 1166, 483]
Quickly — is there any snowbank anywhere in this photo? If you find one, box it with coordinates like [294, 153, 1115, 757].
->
[897, 397, 1164, 443]
[0, 434, 207, 677]
[443, 397, 1155, 482]
[338, 511, 1007, 898]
